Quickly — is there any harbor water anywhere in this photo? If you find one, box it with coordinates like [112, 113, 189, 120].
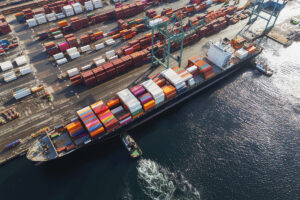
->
[0, 38, 299, 200]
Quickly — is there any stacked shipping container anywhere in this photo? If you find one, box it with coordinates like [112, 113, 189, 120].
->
[90, 101, 120, 132]
[77, 106, 105, 138]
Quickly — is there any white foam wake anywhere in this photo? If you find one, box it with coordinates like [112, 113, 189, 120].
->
[137, 159, 201, 200]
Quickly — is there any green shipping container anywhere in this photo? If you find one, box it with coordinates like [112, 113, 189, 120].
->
[52, 30, 61, 35]
[132, 108, 143, 116]
[128, 20, 136, 26]
[50, 133, 59, 139]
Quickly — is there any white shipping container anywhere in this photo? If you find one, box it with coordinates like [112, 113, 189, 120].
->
[27, 18, 37, 27]
[105, 50, 115, 58]
[0, 61, 13, 71]
[54, 34, 63, 39]
[19, 65, 32, 75]
[46, 13, 56, 21]
[108, 55, 118, 61]
[95, 43, 105, 50]
[92, 0, 102, 8]
[186, 65, 198, 74]
[4, 74, 17, 82]
[13, 88, 31, 100]
[105, 39, 115, 46]
[235, 48, 248, 60]
[69, 52, 80, 60]
[63, 5, 75, 16]
[94, 58, 105, 66]
[80, 45, 91, 52]
[67, 68, 79, 77]
[53, 52, 64, 60]
[15, 55, 27, 66]
[56, 13, 65, 19]
[56, 58, 68, 65]
[67, 47, 78, 55]
[3, 71, 15, 78]
[72, 3, 83, 14]
[81, 64, 92, 71]
[36, 16, 47, 24]
[84, 1, 94, 11]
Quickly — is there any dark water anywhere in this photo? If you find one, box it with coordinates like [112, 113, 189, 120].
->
[1, 39, 300, 200]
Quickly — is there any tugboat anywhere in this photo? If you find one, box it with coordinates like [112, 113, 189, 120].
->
[254, 61, 273, 76]
[121, 133, 142, 159]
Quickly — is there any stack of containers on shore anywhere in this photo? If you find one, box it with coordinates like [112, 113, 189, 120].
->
[117, 89, 144, 119]
[65, 34, 79, 47]
[85, 1, 94, 11]
[102, 62, 117, 79]
[72, 3, 83, 15]
[44, 41, 59, 55]
[23, 8, 34, 19]
[0, 22, 11, 34]
[63, 5, 75, 17]
[82, 70, 96, 86]
[146, 9, 157, 18]
[115, 3, 143, 19]
[80, 34, 90, 45]
[91, 101, 120, 132]
[46, 13, 57, 22]
[67, 47, 80, 59]
[58, 41, 69, 52]
[131, 84, 155, 112]
[172, 66, 195, 87]
[193, 59, 215, 80]
[92, 0, 102, 9]
[92, 65, 107, 83]
[107, 98, 133, 125]
[70, 74, 84, 86]
[34, 13, 47, 25]
[15, 13, 26, 23]
[142, 79, 165, 107]
[161, 69, 187, 94]
[77, 106, 105, 138]
[66, 119, 90, 146]
[111, 58, 127, 74]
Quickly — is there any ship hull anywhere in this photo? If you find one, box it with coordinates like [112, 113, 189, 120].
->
[29, 49, 262, 162]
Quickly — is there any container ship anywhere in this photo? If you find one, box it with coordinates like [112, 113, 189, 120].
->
[27, 38, 262, 162]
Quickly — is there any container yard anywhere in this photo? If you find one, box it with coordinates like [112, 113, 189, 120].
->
[0, 0, 293, 165]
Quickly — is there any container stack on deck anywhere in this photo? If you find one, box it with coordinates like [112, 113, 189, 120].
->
[142, 79, 165, 107]
[91, 101, 120, 133]
[107, 98, 133, 126]
[117, 89, 144, 119]
[77, 106, 105, 138]
[189, 57, 215, 80]
[66, 119, 90, 146]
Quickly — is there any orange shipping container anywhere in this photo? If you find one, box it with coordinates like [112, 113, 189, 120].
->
[136, 18, 143, 23]
[49, 27, 59, 32]
[112, 33, 121, 39]
[94, 31, 103, 37]
[143, 100, 155, 111]
[162, 85, 176, 95]
[107, 98, 120, 109]
[58, 20, 68, 28]
[89, 126, 105, 138]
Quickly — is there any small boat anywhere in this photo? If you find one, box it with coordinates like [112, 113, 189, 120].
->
[255, 62, 273, 76]
[121, 133, 142, 158]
